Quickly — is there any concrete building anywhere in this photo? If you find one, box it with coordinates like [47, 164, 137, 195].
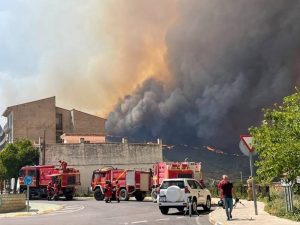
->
[1, 97, 106, 145]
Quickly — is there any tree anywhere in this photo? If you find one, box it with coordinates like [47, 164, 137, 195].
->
[0, 139, 39, 192]
[249, 90, 300, 184]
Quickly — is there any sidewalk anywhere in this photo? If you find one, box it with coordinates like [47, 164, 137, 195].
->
[209, 198, 300, 225]
[0, 202, 62, 218]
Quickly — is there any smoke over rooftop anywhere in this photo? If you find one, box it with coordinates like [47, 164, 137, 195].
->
[106, 0, 300, 150]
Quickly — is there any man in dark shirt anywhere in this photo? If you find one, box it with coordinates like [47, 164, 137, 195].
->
[220, 175, 236, 221]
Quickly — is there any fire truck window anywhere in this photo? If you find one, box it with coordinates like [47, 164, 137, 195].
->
[100, 173, 106, 178]
[28, 170, 36, 177]
[177, 174, 193, 178]
[93, 173, 100, 179]
[19, 170, 25, 176]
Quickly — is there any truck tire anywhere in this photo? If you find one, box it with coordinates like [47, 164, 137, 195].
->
[203, 196, 211, 211]
[94, 189, 104, 201]
[159, 206, 169, 215]
[65, 195, 73, 201]
[119, 189, 129, 201]
[177, 206, 184, 212]
[151, 189, 157, 203]
[134, 192, 145, 201]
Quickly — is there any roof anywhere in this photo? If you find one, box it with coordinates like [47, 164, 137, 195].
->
[2, 96, 55, 117]
[61, 133, 106, 137]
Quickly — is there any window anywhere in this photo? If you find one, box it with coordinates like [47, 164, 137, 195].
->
[194, 181, 203, 189]
[187, 180, 197, 189]
[56, 113, 63, 130]
[160, 180, 185, 189]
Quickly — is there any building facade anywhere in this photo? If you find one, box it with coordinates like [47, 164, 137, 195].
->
[1, 97, 106, 145]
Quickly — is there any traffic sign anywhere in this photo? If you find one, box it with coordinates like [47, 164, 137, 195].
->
[240, 135, 254, 152]
[24, 176, 33, 186]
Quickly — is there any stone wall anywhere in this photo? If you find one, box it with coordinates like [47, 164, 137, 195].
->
[44, 141, 162, 192]
[0, 194, 26, 213]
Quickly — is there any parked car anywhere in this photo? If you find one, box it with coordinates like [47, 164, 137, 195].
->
[157, 178, 211, 215]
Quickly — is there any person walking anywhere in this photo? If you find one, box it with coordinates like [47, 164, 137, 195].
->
[219, 175, 236, 221]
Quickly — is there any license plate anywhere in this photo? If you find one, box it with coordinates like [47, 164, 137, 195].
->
[160, 196, 166, 202]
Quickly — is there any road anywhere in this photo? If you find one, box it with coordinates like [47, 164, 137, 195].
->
[0, 198, 216, 225]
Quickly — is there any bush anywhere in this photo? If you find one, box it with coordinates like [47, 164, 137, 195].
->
[262, 187, 300, 222]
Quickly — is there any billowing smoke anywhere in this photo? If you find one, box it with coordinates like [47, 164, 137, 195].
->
[0, 0, 175, 118]
[107, 0, 300, 150]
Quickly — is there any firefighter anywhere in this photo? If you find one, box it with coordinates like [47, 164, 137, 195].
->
[59, 160, 68, 172]
[53, 177, 61, 200]
[115, 180, 120, 203]
[104, 181, 112, 203]
[247, 176, 253, 201]
[47, 181, 53, 200]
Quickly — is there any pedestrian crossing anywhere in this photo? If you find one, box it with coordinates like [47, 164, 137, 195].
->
[45, 205, 85, 216]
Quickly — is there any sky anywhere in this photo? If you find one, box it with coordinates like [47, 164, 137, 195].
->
[1, 1, 300, 151]
[0, 0, 175, 124]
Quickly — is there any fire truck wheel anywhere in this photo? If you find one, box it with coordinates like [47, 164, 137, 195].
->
[65, 195, 73, 201]
[119, 189, 129, 201]
[134, 192, 145, 201]
[94, 189, 104, 201]
[177, 206, 184, 212]
[151, 189, 157, 203]
[159, 206, 169, 215]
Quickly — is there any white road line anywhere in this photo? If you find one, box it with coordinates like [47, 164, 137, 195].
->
[45, 205, 85, 216]
[131, 221, 148, 224]
[176, 216, 185, 219]
[155, 218, 170, 221]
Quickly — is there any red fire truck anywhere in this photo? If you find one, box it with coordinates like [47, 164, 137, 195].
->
[19, 164, 81, 200]
[151, 161, 203, 201]
[91, 167, 152, 201]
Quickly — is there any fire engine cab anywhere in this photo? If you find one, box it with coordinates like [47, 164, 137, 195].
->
[19, 164, 80, 200]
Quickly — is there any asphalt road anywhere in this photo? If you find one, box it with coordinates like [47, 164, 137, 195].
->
[0, 198, 216, 225]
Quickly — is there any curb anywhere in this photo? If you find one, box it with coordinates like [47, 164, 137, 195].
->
[0, 203, 63, 218]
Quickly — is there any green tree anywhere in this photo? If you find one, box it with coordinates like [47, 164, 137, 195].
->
[250, 90, 300, 184]
[0, 139, 39, 192]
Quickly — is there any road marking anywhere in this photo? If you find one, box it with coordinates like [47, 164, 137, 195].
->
[176, 216, 184, 219]
[45, 205, 84, 216]
[131, 221, 148, 224]
[155, 218, 170, 221]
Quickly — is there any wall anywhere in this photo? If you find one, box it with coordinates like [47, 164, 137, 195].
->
[11, 97, 56, 144]
[44, 141, 163, 192]
[71, 109, 106, 134]
[0, 194, 26, 213]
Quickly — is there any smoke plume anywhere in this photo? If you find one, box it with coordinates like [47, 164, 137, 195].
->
[106, 0, 300, 150]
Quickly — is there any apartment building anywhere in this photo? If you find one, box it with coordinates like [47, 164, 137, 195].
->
[1, 97, 106, 144]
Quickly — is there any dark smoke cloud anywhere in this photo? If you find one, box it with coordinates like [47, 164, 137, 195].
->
[106, 0, 300, 150]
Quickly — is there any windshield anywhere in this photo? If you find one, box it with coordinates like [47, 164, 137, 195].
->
[160, 180, 184, 189]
